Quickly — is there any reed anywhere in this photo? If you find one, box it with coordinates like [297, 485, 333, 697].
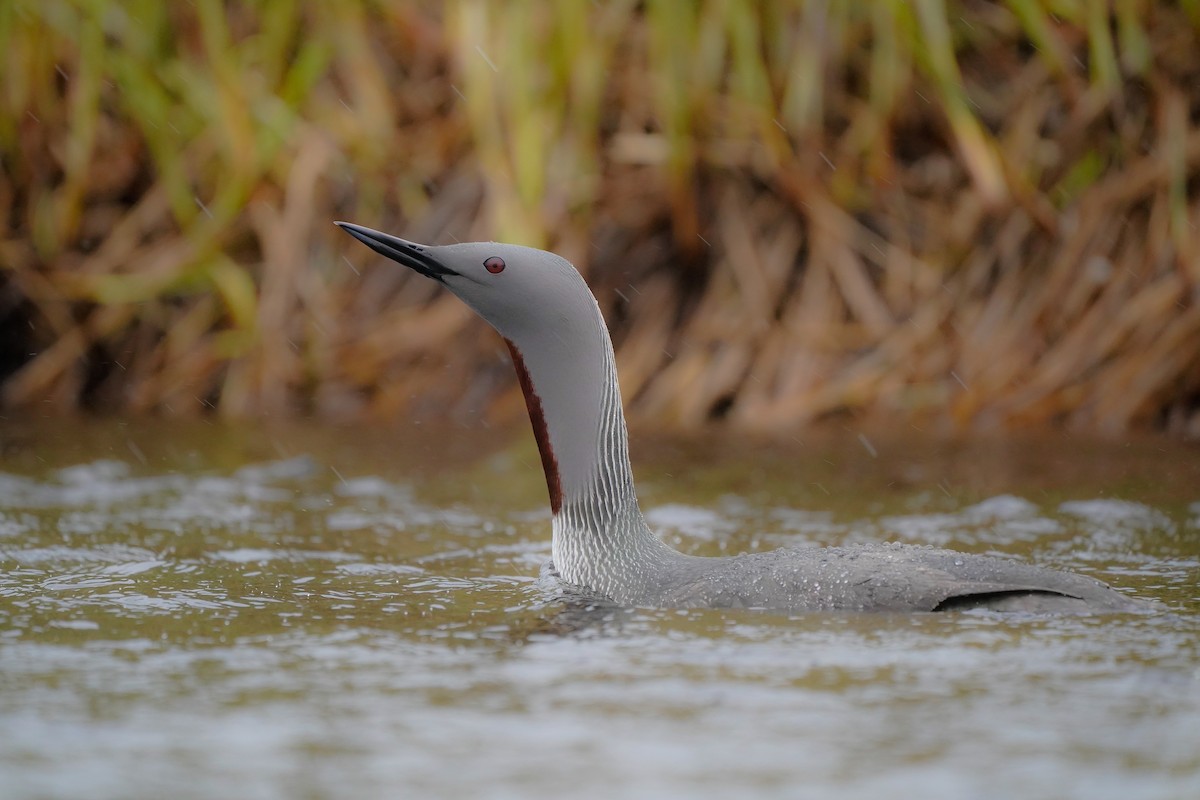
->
[1, 1, 1197, 434]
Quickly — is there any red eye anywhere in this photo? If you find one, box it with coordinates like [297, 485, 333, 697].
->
[484, 256, 506, 274]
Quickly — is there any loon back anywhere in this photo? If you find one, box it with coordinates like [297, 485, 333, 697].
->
[639, 543, 1146, 613]
[336, 221, 1153, 615]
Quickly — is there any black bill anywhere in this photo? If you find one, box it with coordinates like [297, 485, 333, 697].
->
[335, 222, 456, 283]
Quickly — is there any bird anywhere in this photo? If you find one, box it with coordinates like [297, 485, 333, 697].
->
[335, 221, 1153, 614]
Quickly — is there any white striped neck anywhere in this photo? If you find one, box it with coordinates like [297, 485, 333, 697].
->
[499, 277, 673, 597]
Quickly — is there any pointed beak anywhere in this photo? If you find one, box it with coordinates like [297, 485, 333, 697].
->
[335, 222, 456, 283]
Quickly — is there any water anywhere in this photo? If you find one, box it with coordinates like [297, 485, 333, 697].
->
[1, 417, 1198, 799]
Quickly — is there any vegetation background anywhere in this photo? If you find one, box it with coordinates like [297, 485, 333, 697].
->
[2, 0, 1198, 434]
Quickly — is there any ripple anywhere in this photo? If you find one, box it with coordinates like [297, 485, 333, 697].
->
[2, 544, 161, 565]
[210, 549, 358, 564]
[334, 562, 425, 576]
[645, 504, 736, 542]
[1059, 499, 1175, 531]
[962, 494, 1041, 520]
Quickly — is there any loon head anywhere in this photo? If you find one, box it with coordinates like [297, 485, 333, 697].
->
[334, 222, 592, 346]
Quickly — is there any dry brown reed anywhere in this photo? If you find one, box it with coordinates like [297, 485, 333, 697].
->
[1, 1, 1198, 434]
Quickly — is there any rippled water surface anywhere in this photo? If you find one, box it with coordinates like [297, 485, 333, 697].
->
[1, 418, 1198, 799]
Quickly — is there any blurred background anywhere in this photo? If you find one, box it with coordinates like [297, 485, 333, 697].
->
[2, 0, 1198, 435]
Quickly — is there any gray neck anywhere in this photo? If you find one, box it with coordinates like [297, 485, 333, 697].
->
[502, 280, 675, 599]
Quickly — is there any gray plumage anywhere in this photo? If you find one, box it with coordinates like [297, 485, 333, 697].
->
[337, 221, 1152, 614]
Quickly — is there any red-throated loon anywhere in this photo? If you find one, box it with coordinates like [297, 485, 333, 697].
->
[336, 221, 1151, 614]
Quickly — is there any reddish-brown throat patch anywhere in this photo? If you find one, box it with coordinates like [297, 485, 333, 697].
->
[504, 338, 563, 515]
